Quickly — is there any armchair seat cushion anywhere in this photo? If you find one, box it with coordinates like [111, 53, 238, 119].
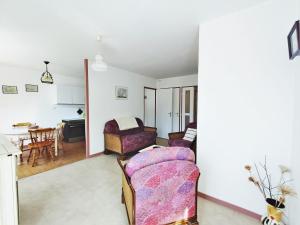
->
[121, 131, 156, 154]
[130, 160, 199, 225]
[168, 139, 192, 148]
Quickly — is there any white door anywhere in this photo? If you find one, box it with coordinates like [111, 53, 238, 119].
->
[182, 87, 194, 130]
[144, 88, 156, 127]
[172, 88, 180, 132]
[157, 88, 173, 138]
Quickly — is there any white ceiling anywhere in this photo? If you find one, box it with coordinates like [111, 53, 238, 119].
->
[0, 0, 266, 78]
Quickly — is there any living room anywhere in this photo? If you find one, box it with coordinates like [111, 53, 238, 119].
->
[1, 0, 300, 225]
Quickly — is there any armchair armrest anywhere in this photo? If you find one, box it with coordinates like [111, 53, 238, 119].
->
[168, 132, 185, 140]
[144, 126, 157, 133]
[117, 157, 135, 225]
[104, 133, 122, 153]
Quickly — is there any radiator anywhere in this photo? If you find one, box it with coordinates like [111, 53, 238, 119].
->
[0, 135, 21, 225]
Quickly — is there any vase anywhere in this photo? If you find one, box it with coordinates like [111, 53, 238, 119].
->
[261, 198, 285, 225]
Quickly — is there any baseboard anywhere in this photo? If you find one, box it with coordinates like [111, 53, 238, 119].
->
[197, 192, 261, 220]
[87, 152, 104, 158]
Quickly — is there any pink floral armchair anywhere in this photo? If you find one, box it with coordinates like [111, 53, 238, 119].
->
[118, 147, 200, 225]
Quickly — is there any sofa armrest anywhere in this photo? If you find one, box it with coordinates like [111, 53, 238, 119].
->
[104, 133, 122, 153]
[144, 126, 157, 133]
[168, 132, 185, 140]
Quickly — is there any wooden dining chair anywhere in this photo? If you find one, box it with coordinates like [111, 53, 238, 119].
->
[12, 122, 38, 163]
[56, 122, 65, 152]
[28, 128, 56, 167]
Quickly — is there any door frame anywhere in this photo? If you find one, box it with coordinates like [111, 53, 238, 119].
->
[144, 87, 157, 127]
[181, 87, 195, 130]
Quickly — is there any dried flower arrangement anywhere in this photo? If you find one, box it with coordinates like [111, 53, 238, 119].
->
[245, 157, 297, 225]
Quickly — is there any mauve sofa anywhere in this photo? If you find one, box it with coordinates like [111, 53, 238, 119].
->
[104, 118, 157, 158]
[118, 147, 200, 225]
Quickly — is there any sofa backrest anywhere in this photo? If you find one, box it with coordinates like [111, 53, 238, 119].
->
[104, 117, 144, 135]
[125, 147, 195, 177]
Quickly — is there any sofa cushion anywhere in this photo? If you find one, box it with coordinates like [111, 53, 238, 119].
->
[115, 117, 139, 130]
[168, 139, 192, 148]
[130, 160, 199, 225]
[121, 131, 156, 154]
[125, 147, 195, 177]
[183, 128, 197, 142]
[184, 122, 197, 133]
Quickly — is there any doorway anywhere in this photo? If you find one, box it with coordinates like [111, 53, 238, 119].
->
[157, 86, 197, 139]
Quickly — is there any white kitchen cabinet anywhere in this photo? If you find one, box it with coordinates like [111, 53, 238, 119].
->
[0, 135, 21, 225]
[56, 85, 85, 105]
[72, 86, 85, 105]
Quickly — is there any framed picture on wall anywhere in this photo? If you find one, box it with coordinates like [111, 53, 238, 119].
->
[115, 86, 128, 100]
[288, 20, 300, 60]
[2, 85, 18, 94]
[25, 84, 38, 92]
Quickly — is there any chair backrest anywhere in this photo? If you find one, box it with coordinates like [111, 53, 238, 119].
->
[125, 147, 195, 177]
[56, 122, 65, 141]
[29, 128, 56, 144]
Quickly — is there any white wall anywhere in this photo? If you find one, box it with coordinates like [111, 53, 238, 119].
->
[289, 2, 300, 224]
[88, 66, 156, 155]
[157, 74, 197, 88]
[0, 64, 84, 132]
[290, 71, 300, 225]
[197, 0, 298, 215]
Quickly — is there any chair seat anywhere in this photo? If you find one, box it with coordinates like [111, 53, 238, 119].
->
[28, 140, 54, 149]
[168, 139, 192, 148]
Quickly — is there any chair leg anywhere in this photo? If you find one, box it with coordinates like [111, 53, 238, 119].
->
[20, 140, 24, 162]
[27, 149, 33, 163]
[47, 146, 55, 161]
[32, 149, 38, 167]
[121, 189, 125, 204]
[20, 154, 24, 163]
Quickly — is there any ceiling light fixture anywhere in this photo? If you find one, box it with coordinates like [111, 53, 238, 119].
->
[41, 61, 54, 84]
[92, 35, 107, 72]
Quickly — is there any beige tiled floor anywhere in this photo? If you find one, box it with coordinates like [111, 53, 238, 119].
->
[19, 154, 260, 225]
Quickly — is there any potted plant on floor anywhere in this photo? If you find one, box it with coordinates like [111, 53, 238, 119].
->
[244, 158, 297, 225]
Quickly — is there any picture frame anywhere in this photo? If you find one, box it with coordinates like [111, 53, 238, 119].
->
[25, 84, 38, 92]
[288, 20, 300, 60]
[115, 86, 128, 100]
[2, 85, 18, 94]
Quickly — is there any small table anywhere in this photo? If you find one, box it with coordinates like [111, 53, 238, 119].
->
[3, 127, 59, 164]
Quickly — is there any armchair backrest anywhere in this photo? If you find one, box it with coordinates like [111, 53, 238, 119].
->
[184, 122, 197, 133]
[125, 147, 195, 177]
[103, 117, 144, 135]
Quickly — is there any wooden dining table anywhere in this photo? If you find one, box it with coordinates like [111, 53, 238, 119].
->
[3, 127, 59, 164]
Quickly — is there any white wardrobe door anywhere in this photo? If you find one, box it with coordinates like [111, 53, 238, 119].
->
[157, 88, 173, 138]
[172, 88, 180, 132]
[144, 88, 156, 127]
